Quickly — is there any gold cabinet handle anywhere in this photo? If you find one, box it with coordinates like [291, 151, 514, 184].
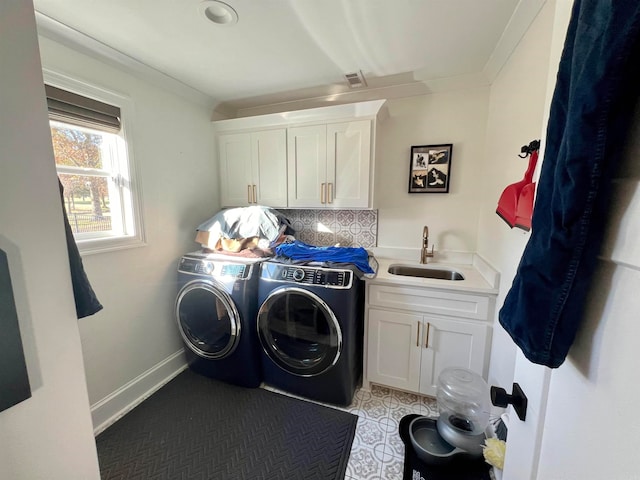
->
[247, 185, 252, 204]
[328, 182, 334, 204]
[321, 183, 326, 204]
[416, 322, 420, 347]
[253, 185, 257, 204]
[425, 322, 431, 348]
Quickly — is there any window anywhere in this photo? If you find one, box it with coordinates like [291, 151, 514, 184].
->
[44, 72, 144, 254]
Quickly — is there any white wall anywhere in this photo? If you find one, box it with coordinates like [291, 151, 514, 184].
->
[375, 88, 490, 255]
[36, 37, 219, 410]
[0, 1, 100, 478]
[535, 68, 640, 480]
[476, 2, 555, 389]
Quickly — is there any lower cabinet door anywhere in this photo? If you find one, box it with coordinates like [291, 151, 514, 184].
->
[418, 314, 489, 397]
[367, 308, 422, 392]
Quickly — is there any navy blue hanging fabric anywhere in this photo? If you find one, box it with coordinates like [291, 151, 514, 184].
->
[58, 179, 103, 319]
[499, 0, 640, 368]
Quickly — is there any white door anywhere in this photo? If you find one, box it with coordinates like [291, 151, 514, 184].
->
[501, 4, 572, 479]
[252, 129, 287, 207]
[366, 308, 421, 392]
[287, 124, 326, 207]
[327, 120, 371, 208]
[500, 355, 551, 479]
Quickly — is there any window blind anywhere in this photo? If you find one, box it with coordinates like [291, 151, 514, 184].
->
[45, 84, 121, 133]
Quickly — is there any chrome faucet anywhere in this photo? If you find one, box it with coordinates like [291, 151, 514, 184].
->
[420, 226, 435, 264]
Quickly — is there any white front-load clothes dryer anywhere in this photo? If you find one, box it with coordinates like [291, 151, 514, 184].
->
[175, 251, 263, 388]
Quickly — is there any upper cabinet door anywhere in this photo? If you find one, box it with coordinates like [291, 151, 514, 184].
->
[287, 124, 327, 207]
[327, 120, 371, 208]
[219, 133, 253, 207]
[219, 130, 288, 208]
[252, 129, 287, 207]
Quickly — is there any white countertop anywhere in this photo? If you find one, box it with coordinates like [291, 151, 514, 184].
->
[367, 256, 499, 295]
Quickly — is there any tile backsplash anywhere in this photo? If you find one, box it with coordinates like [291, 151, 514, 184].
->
[279, 209, 378, 248]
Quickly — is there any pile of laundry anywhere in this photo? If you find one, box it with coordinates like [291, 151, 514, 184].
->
[195, 206, 377, 275]
[195, 206, 295, 257]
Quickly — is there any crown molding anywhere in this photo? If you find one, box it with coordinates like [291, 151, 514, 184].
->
[483, 0, 547, 82]
[228, 81, 428, 118]
[415, 71, 491, 93]
[212, 99, 387, 131]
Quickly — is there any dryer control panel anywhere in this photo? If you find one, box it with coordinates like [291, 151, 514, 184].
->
[262, 263, 353, 289]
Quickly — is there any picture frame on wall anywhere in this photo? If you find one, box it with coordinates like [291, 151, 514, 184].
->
[408, 144, 453, 193]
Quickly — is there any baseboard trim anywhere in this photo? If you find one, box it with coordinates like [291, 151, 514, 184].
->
[91, 350, 187, 435]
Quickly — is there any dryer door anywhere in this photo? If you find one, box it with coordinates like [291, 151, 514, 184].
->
[176, 279, 240, 359]
[257, 287, 342, 377]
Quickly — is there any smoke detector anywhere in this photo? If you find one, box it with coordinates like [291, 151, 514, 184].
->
[344, 71, 367, 89]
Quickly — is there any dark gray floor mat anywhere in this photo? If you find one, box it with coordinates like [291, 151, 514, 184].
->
[96, 369, 357, 480]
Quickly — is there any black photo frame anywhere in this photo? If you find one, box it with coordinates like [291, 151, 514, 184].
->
[408, 144, 452, 193]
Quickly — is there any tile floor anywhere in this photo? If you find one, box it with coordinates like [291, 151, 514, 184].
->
[343, 384, 440, 480]
[263, 383, 440, 480]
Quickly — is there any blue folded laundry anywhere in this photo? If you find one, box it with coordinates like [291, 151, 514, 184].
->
[275, 241, 374, 274]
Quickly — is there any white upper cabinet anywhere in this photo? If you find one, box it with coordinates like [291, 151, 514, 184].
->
[218, 132, 252, 207]
[213, 99, 386, 209]
[218, 128, 287, 208]
[252, 129, 288, 206]
[286, 124, 327, 207]
[287, 120, 372, 208]
[327, 121, 371, 208]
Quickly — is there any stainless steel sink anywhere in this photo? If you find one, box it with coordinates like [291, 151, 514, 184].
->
[388, 264, 465, 281]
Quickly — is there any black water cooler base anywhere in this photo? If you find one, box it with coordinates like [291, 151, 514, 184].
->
[399, 414, 492, 480]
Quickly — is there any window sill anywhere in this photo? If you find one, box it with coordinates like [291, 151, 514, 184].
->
[77, 235, 146, 256]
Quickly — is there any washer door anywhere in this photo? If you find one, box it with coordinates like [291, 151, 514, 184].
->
[257, 287, 342, 377]
[176, 280, 240, 359]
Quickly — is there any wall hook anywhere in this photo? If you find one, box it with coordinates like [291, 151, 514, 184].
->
[518, 139, 541, 158]
[490, 382, 528, 421]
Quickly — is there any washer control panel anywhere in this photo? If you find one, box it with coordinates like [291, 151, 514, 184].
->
[178, 256, 250, 279]
[263, 263, 353, 289]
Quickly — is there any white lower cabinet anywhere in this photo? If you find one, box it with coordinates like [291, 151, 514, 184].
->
[418, 313, 489, 396]
[366, 284, 493, 396]
[367, 308, 422, 392]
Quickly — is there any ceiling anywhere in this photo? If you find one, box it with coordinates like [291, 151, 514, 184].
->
[32, 0, 543, 116]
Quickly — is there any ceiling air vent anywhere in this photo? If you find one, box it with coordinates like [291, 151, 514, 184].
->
[344, 71, 367, 89]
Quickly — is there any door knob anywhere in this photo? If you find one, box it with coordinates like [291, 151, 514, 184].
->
[490, 382, 528, 421]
